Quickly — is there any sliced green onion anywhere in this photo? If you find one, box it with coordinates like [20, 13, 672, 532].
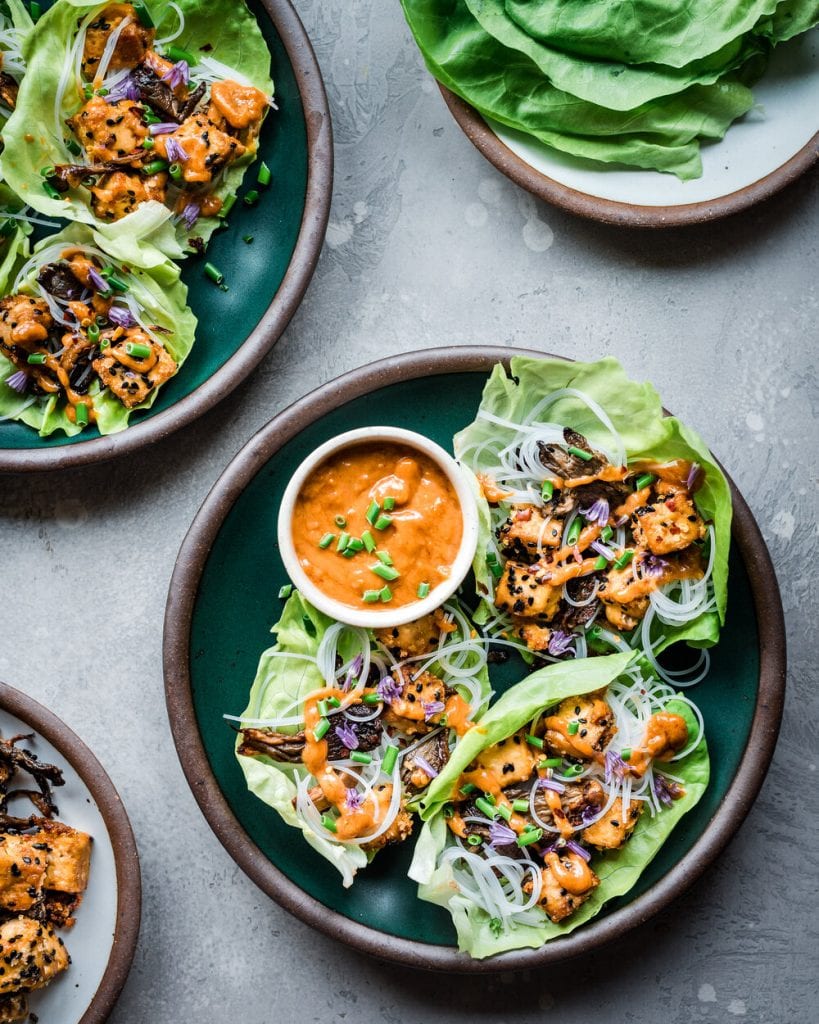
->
[219, 194, 237, 219]
[361, 530, 375, 552]
[517, 828, 543, 847]
[141, 159, 169, 175]
[381, 745, 398, 774]
[541, 480, 554, 501]
[443, 802, 455, 819]
[204, 262, 224, 285]
[166, 44, 197, 65]
[342, 549, 356, 559]
[383, 496, 396, 511]
[365, 500, 380, 525]
[512, 799, 529, 813]
[133, 1, 154, 26]
[601, 525, 613, 542]
[26, 353, 46, 365]
[566, 518, 583, 546]
[278, 584, 293, 599]
[318, 533, 335, 549]
[257, 161, 272, 186]
[563, 764, 584, 777]
[567, 446, 593, 462]
[525, 733, 544, 750]
[374, 514, 392, 530]
[474, 797, 497, 819]
[125, 342, 151, 359]
[594, 556, 608, 571]
[66, 137, 82, 156]
[169, 162, 183, 182]
[539, 758, 562, 769]
[243, 189, 259, 206]
[99, 339, 110, 352]
[613, 549, 635, 570]
[333, 514, 346, 527]
[42, 181, 62, 200]
[496, 804, 512, 822]
[142, 107, 162, 125]
[350, 751, 372, 765]
[243, 235, 254, 244]
[567, 721, 579, 736]
[40, 165, 56, 179]
[83, 83, 93, 100]
[376, 550, 393, 566]
[312, 718, 330, 741]
[621, 747, 632, 761]
[379, 585, 393, 603]
[466, 834, 482, 846]
[371, 562, 399, 582]
[362, 589, 380, 603]
[29, 1, 42, 21]
[486, 552, 502, 579]
[336, 531, 350, 552]
[483, 793, 496, 805]
[417, 582, 430, 599]
[317, 700, 330, 718]
[87, 323, 100, 343]
[635, 473, 655, 490]
[327, 697, 341, 708]
[320, 814, 337, 833]
[362, 693, 381, 705]
[346, 537, 364, 552]
[102, 271, 128, 293]
[460, 782, 477, 795]
[74, 403, 89, 427]
[141, 137, 155, 150]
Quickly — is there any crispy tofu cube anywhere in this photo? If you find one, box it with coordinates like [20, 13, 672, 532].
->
[474, 731, 537, 787]
[631, 483, 705, 555]
[0, 917, 68, 994]
[40, 824, 92, 895]
[0, 835, 47, 914]
[602, 598, 648, 631]
[360, 786, 413, 852]
[582, 798, 642, 849]
[93, 334, 177, 408]
[495, 562, 561, 620]
[543, 693, 616, 760]
[382, 668, 447, 734]
[498, 505, 562, 558]
[531, 853, 600, 923]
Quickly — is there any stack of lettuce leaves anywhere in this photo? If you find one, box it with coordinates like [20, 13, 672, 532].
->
[401, 0, 819, 178]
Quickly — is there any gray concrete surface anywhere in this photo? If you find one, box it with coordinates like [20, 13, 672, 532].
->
[2, 2, 818, 1021]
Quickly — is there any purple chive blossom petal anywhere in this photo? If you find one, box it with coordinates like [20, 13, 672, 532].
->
[590, 539, 616, 560]
[345, 787, 363, 811]
[413, 755, 438, 780]
[686, 462, 703, 491]
[614, 514, 629, 527]
[641, 554, 669, 579]
[165, 136, 189, 163]
[580, 498, 609, 527]
[108, 74, 140, 101]
[565, 839, 591, 861]
[539, 777, 566, 794]
[107, 306, 136, 328]
[376, 675, 402, 705]
[149, 122, 179, 136]
[653, 774, 682, 807]
[5, 370, 29, 394]
[488, 821, 517, 848]
[181, 202, 199, 230]
[604, 749, 629, 783]
[422, 700, 445, 722]
[162, 60, 189, 89]
[547, 630, 575, 657]
[334, 722, 358, 750]
[87, 266, 109, 293]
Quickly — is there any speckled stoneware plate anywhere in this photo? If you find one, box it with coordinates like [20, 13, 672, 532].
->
[0, 0, 332, 473]
[0, 682, 140, 1021]
[162, 347, 786, 972]
[439, 29, 819, 228]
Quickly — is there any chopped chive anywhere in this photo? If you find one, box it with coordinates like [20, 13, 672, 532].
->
[327, 697, 341, 708]
[66, 137, 82, 156]
[74, 403, 89, 427]
[379, 585, 393, 603]
[361, 530, 376, 552]
[594, 556, 608, 571]
[566, 518, 583, 546]
[517, 828, 543, 847]
[42, 181, 62, 200]
[365, 500, 380, 525]
[318, 532, 335, 549]
[381, 745, 398, 774]
[466, 834, 482, 846]
[341, 549, 356, 559]
[29, 1, 41, 20]
[621, 747, 632, 761]
[141, 158, 169, 175]
[460, 782, 477, 795]
[350, 751, 373, 765]
[613, 549, 635, 570]
[142, 107, 162, 125]
[371, 562, 399, 582]
[219, 194, 237, 219]
[169, 161, 183, 182]
[243, 189, 260, 206]
[541, 480, 554, 501]
[567, 446, 593, 462]
[346, 537, 364, 552]
[383, 496, 396, 511]
[496, 803, 512, 822]
[302, 615, 316, 637]
[376, 550, 393, 566]
[417, 582, 430, 599]
[83, 83, 93, 100]
[525, 733, 544, 750]
[486, 552, 502, 579]
[317, 700, 330, 718]
[374, 514, 392, 530]
[125, 342, 151, 359]
[512, 799, 529, 813]
[243, 234, 254, 244]
[99, 339, 110, 352]
[26, 353, 46, 365]
[483, 793, 496, 805]
[320, 814, 337, 833]
[204, 262, 224, 285]
[539, 758, 562, 768]
[278, 584, 293, 599]
[362, 693, 381, 705]
[333, 514, 346, 527]
[257, 161, 272, 186]
[635, 473, 655, 490]
[443, 802, 455, 819]
[563, 764, 584, 777]
[601, 525, 613, 542]
[133, 1, 154, 26]
[166, 44, 197, 65]
[362, 589, 380, 603]
[40, 165, 56, 178]
[86, 323, 100, 344]
[141, 137, 155, 150]
[567, 721, 580, 736]
[312, 718, 330, 741]
[474, 797, 497, 819]
[336, 531, 350, 552]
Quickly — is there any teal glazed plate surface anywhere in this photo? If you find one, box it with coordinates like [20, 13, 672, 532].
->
[163, 347, 786, 971]
[0, 0, 332, 472]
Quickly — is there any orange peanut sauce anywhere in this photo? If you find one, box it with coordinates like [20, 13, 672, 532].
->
[293, 442, 463, 610]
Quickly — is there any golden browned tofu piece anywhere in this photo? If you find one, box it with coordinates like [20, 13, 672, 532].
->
[0, 917, 69, 995]
[498, 505, 562, 558]
[94, 334, 177, 409]
[374, 611, 448, 658]
[511, 620, 552, 652]
[360, 787, 413, 852]
[602, 598, 648, 631]
[543, 692, 616, 760]
[210, 79, 269, 131]
[631, 483, 706, 556]
[495, 562, 561, 620]
[69, 97, 147, 162]
[0, 835, 47, 914]
[530, 853, 599, 923]
[90, 170, 168, 222]
[154, 114, 245, 185]
[0, 994, 28, 1022]
[582, 798, 642, 849]
[0, 295, 52, 363]
[382, 668, 446, 734]
[40, 823, 92, 896]
[82, 3, 155, 78]
[474, 731, 536, 787]
[644, 711, 688, 763]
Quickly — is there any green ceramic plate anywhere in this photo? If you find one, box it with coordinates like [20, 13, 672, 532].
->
[163, 347, 786, 971]
[0, 0, 332, 472]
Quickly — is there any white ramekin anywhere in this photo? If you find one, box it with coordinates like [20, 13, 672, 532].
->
[277, 426, 479, 628]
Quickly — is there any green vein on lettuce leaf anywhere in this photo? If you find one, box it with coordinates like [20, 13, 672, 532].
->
[409, 653, 710, 957]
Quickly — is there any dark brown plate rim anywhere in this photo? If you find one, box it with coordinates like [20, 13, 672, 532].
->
[0, 0, 333, 474]
[162, 346, 786, 972]
[0, 680, 141, 1020]
[439, 85, 819, 229]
